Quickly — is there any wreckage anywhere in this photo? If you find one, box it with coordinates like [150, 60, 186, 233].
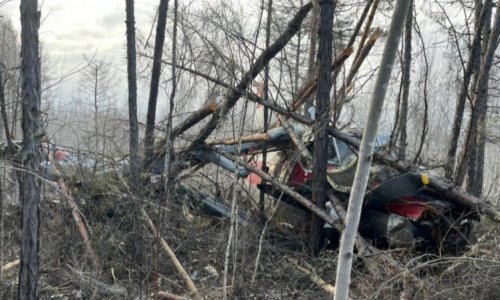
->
[28, 123, 487, 255]
[183, 124, 478, 253]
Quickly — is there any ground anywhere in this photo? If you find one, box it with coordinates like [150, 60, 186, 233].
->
[1, 172, 500, 299]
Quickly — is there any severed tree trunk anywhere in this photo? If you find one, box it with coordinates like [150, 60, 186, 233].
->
[334, 0, 410, 299]
[396, 0, 412, 160]
[310, 0, 334, 255]
[18, 0, 42, 298]
[125, 0, 139, 180]
[144, 0, 169, 169]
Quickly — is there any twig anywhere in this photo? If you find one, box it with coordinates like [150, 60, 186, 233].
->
[141, 208, 202, 300]
[1, 259, 19, 272]
[156, 291, 189, 300]
[287, 258, 341, 297]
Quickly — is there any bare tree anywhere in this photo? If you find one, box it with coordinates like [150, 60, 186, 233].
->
[396, 0, 412, 160]
[334, 0, 410, 299]
[18, 0, 42, 298]
[125, 0, 139, 179]
[144, 0, 169, 169]
[458, 0, 499, 197]
[259, 0, 273, 223]
[310, 0, 334, 255]
[445, 0, 489, 180]
[164, 0, 178, 188]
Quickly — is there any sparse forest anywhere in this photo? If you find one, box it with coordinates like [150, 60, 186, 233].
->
[1, 0, 500, 299]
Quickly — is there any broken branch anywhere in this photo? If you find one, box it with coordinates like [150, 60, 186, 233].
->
[57, 178, 99, 267]
[287, 258, 339, 297]
[1, 259, 20, 273]
[141, 208, 202, 300]
[172, 101, 219, 137]
[183, 2, 313, 153]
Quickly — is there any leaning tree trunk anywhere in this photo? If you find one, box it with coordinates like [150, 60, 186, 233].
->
[310, 0, 334, 255]
[143, 0, 169, 169]
[334, 0, 410, 299]
[18, 0, 42, 299]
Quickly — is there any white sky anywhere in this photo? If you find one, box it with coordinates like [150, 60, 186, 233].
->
[1, 0, 163, 110]
[3, 0, 158, 64]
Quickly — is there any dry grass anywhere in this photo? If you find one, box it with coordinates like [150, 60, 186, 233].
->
[1, 172, 499, 299]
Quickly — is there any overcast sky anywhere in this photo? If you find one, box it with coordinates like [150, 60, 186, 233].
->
[3, 0, 160, 65]
[1, 0, 164, 111]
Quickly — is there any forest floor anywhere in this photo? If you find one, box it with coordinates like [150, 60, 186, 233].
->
[1, 172, 500, 300]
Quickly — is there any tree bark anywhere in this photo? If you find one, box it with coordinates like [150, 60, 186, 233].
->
[164, 0, 178, 184]
[445, 0, 489, 180]
[18, 0, 42, 298]
[144, 0, 169, 169]
[397, 0, 412, 160]
[465, 0, 492, 196]
[125, 0, 139, 179]
[259, 0, 273, 223]
[310, 0, 334, 255]
[334, 1, 410, 299]
[459, 0, 499, 197]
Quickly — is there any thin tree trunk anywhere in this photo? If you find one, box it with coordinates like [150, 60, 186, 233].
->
[164, 0, 178, 193]
[397, 0, 412, 160]
[306, 0, 320, 82]
[125, 0, 139, 180]
[352, 0, 380, 63]
[446, 0, 489, 180]
[144, 0, 169, 169]
[334, 0, 410, 299]
[302, 0, 319, 115]
[459, 0, 499, 196]
[412, 16, 429, 164]
[259, 0, 273, 223]
[466, 0, 491, 196]
[18, 0, 42, 298]
[310, 0, 334, 255]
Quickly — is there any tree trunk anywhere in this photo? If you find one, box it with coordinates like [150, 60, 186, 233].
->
[397, 0, 412, 160]
[334, 0, 410, 299]
[164, 0, 178, 191]
[125, 0, 139, 179]
[259, 0, 273, 223]
[144, 0, 169, 169]
[465, 0, 491, 196]
[310, 0, 334, 255]
[460, 0, 499, 197]
[446, 0, 488, 180]
[18, 0, 42, 298]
